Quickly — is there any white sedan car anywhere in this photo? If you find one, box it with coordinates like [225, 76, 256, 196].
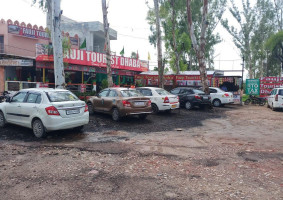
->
[0, 88, 89, 138]
[267, 87, 283, 111]
[209, 87, 234, 107]
[136, 87, 179, 113]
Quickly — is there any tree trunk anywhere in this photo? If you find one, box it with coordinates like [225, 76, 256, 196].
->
[102, 0, 113, 87]
[46, 0, 52, 31]
[51, 0, 65, 89]
[187, 0, 209, 94]
[154, 0, 164, 88]
[171, 0, 180, 74]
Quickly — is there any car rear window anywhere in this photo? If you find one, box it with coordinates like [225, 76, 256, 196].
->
[279, 89, 283, 95]
[193, 89, 204, 94]
[120, 90, 143, 97]
[47, 91, 79, 102]
[155, 89, 171, 96]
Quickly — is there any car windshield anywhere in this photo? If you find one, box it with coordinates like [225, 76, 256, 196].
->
[216, 88, 226, 93]
[155, 89, 171, 96]
[120, 90, 143, 97]
[279, 89, 283, 95]
[193, 89, 204, 94]
[47, 91, 79, 102]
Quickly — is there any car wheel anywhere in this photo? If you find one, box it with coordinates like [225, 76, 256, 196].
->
[32, 119, 46, 138]
[213, 99, 221, 107]
[87, 103, 94, 115]
[0, 112, 6, 128]
[112, 108, 120, 121]
[151, 104, 159, 114]
[138, 114, 147, 120]
[185, 101, 192, 110]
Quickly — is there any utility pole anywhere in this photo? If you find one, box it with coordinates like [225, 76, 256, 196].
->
[154, 0, 164, 88]
[240, 56, 244, 105]
[102, 0, 113, 87]
[51, 0, 65, 88]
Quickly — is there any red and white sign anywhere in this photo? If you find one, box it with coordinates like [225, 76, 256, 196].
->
[36, 44, 149, 72]
[260, 77, 283, 96]
[8, 25, 49, 40]
[80, 84, 86, 93]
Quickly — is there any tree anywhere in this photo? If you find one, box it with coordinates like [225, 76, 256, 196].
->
[186, 0, 210, 94]
[221, 0, 256, 79]
[250, 0, 276, 78]
[153, 0, 165, 88]
[33, 0, 65, 88]
[102, 0, 113, 87]
[265, 31, 283, 77]
[147, 0, 226, 74]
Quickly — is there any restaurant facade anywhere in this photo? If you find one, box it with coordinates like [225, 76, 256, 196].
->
[0, 18, 149, 93]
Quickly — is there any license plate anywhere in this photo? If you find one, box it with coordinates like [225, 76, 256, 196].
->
[172, 104, 176, 108]
[135, 102, 144, 106]
[203, 97, 208, 100]
[66, 109, 80, 115]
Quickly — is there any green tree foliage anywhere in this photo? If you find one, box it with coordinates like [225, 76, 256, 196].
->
[221, 0, 256, 79]
[265, 31, 283, 75]
[146, 0, 226, 73]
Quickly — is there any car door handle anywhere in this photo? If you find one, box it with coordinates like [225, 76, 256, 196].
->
[32, 106, 37, 108]
[17, 105, 21, 107]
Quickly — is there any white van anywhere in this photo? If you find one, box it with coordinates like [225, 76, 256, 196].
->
[267, 87, 283, 111]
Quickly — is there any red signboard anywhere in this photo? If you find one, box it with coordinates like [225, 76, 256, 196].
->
[36, 44, 149, 72]
[135, 74, 175, 86]
[260, 77, 283, 96]
[8, 24, 49, 40]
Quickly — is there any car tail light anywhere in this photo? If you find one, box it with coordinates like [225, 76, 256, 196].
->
[122, 100, 131, 107]
[163, 96, 169, 103]
[45, 106, 60, 116]
[177, 96, 179, 102]
[208, 96, 211, 100]
[147, 100, 151, 106]
[195, 95, 201, 100]
[224, 93, 229, 97]
[84, 104, 88, 112]
[275, 94, 278, 101]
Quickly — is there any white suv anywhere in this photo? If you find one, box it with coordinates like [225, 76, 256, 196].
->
[267, 87, 283, 111]
[0, 88, 89, 138]
[136, 87, 179, 113]
[209, 87, 234, 107]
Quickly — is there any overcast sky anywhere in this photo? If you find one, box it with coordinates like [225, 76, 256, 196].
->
[1, 0, 245, 76]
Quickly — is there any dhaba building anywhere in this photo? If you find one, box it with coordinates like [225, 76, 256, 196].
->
[0, 17, 149, 93]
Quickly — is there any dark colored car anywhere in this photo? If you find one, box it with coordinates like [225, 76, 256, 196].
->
[87, 88, 152, 121]
[170, 87, 211, 110]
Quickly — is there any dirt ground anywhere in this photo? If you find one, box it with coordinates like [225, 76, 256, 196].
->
[0, 105, 282, 200]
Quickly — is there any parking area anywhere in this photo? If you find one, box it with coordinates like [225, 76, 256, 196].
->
[0, 105, 283, 199]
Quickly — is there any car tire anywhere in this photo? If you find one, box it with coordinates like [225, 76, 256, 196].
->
[185, 101, 192, 110]
[138, 114, 147, 120]
[87, 103, 94, 115]
[32, 119, 46, 138]
[0, 111, 6, 128]
[213, 99, 221, 107]
[112, 108, 120, 121]
[151, 104, 159, 114]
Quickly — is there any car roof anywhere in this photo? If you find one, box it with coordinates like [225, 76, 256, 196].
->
[137, 87, 162, 90]
[20, 88, 69, 92]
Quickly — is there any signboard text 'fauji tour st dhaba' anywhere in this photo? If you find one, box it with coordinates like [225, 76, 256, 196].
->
[35, 44, 148, 72]
[65, 49, 140, 68]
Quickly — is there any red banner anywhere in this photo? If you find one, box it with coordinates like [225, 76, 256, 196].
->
[175, 75, 213, 80]
[259, 77, 283, 96]
[36, 44, 149, 72]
